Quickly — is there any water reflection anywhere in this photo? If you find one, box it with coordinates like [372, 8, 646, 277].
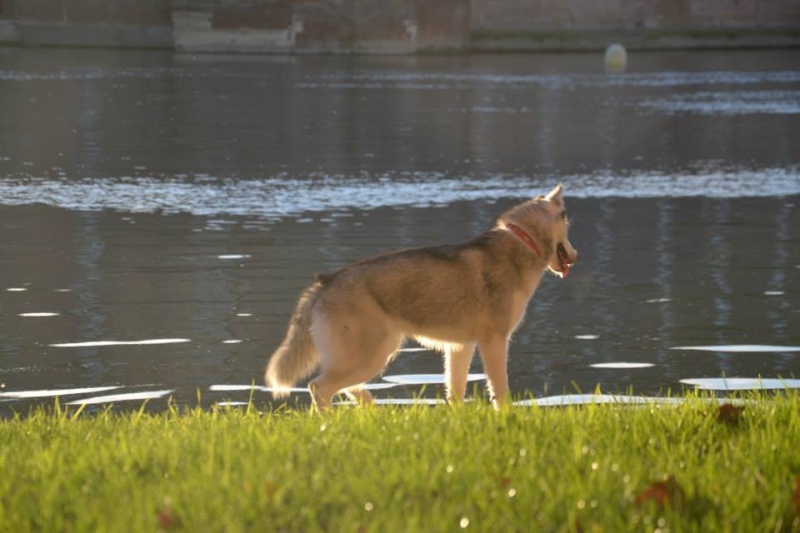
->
[50, 339, 191, 348]
[590, 363, 655, 369]
[67, 389, 174, 406]
[0, 49, 798, 179]
[0, 386, 122, 399]
[334, 399, 446, 406]
[513, 394, 754, 407]
[382, 374, 487, 385]
[640, 91, 800, 115]
[671, 345, 800, 353]
[680, 378, 800, 391]
[514, 395, 686, 407]
[209, 384, 307, 393]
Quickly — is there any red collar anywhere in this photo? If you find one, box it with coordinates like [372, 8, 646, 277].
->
[505, 223, 542, 258]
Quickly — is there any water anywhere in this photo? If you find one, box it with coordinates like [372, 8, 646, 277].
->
[0, 48, 798, 412]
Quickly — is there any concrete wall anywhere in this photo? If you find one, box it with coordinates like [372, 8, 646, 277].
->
[172, 0, 470, 54]
[14, 0, 172, 25]
[472, 0, 800, 31]
[0, 0, 471, 53]
[7, 0, 173, 48]
[0, 0, 797, 52]
[471, 0, 800, 50]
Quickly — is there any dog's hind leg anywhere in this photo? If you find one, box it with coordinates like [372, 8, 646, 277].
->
[308, 317, 403, 410]
[478, 336, 510, 409]
[343, 386, 374, 405]
[445, 342, 475, 403]
[310, 354, 395, 409]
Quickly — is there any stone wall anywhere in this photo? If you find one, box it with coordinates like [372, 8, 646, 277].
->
[471, 0, 800, 30]
[470, 0, 800, 50]
[0, 0, 471, 53]
[14, 0, 172, 25]
[7, 0, 173, 48]
[0, 0, 798, 52]
[172, 0, 470, 54]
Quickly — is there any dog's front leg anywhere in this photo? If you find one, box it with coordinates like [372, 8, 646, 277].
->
[445, 342, 476, 403]
[478, 337, 510, 409]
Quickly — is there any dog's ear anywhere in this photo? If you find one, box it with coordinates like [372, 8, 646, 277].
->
[544, 184, 564, 206]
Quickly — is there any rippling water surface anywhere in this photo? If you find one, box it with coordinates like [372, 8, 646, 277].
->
[0, 48, 797, 412]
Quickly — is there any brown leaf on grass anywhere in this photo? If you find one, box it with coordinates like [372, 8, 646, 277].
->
[264, 481, 280, 498]
[490, 472, 511, 486]
[157, 497, 180, 531]
[635, 476, 685, 508]
[716, 403, 745, 425]
[793, 475, 800, 512]
[157, 510, 175, 530]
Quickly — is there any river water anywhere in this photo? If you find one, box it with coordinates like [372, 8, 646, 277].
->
[0, 48, 798, 412]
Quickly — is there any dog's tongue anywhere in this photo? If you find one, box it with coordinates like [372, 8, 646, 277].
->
[556, 243, 571, 278]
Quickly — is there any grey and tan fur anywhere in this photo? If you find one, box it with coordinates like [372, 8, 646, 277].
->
[265, 184, 578, 409]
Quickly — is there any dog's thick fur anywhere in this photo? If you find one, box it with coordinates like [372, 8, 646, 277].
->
[265, 184, 578, 409]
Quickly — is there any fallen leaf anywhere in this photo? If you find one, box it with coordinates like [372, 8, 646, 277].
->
[717, 403, 745, 425]
[157, 510, 174, 530]
[264, 481, 280, 498]
[635, 476, 685, 508]
[157, 497, 179, 531]
[490, 472, 511, 486]
[793, 475, 800, 512]
[635, 482, 669, 506]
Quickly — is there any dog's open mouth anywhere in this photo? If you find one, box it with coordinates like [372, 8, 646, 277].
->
[557, 243, 572, 278]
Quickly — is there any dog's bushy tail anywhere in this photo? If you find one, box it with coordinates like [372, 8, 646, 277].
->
[265, 282, 322, 398]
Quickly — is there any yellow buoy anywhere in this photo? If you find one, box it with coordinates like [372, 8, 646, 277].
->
[604, 43, 627, 72]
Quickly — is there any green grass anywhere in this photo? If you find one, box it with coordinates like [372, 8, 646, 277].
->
[2, 394, 800, 532]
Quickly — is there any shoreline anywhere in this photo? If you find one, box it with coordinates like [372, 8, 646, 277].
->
[469, 26, 800, 53]
[1, 21, 799, 54]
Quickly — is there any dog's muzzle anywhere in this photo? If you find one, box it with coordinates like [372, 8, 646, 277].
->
[557, 243, 576, 277]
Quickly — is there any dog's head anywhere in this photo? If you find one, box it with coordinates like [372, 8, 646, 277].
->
[500, 184, 578, 278]
[540, 184, 578, 278]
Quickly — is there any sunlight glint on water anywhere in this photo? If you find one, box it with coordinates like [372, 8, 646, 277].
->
[590, 363, 656, 369]
[382, 374, 487, 385]
[0, 386, 122, 399]
[671, 345, 800, 353]
[67, 390, 175, 405]
[681, 378, 800, 391]
[50, 339, 191, 348]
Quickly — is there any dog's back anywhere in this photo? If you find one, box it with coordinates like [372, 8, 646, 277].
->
[313, 231, 538, 338]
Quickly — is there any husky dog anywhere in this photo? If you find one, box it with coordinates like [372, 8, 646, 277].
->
[265, 184, 578, 409]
